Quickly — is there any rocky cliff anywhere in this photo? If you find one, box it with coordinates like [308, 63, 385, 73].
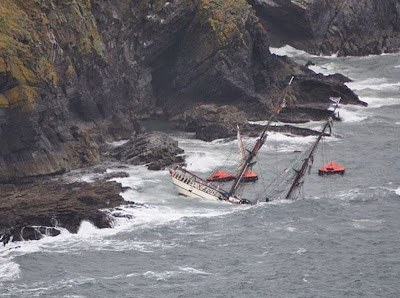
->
[0, 0, 363, 181]
[250, 0, 400, 56]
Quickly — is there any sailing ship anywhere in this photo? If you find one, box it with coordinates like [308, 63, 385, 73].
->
[169, 77, 341, 204]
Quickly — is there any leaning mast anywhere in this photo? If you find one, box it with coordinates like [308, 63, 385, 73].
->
[284, 101, 340, 200]
[228, 76, 294, 197]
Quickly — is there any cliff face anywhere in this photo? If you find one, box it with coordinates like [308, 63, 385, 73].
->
[0, 0, 198, 181]
[0, 0, 361, 181]
[251, 0, 400, 56]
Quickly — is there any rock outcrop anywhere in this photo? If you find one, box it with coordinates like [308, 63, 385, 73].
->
[108, 132, 184, 170]
[0, 179, 126, 242]
[0, 0, 365, 181]
[250, 0, 400, 56]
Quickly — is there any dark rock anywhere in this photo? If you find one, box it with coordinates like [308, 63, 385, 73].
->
[0, 0, 366, 181]
[96, 171, 130, 181]
[20, 227, 43, 241]
[38, 227, 61, 237]
[109, 132, 184, 170]
[305, 60, 315, 68]
[250, 0, 400, 56]
[173, 104, 250, 141]
[0, 179, 126, 242]
[248, 124, 331, 137]
[0, 232, 12, 246]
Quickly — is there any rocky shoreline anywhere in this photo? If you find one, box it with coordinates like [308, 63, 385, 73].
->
[0, 179, 125, 244]
[250, 0, 400, 56]
[0, 123, 335, 245]
[0, 0, 367, 182]
[1, 0, 386, 245]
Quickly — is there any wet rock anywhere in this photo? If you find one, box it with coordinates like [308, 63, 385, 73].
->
[109, 133, 184, 170]
[250, 0, 400, 56]
[248, 124, 331, 137]
[18, 226, 61, 241]
[173, 104, 250, 141]
[0, 179, 126, 243]
[95, 172, 130, 181]
[0, 0, 366, 182]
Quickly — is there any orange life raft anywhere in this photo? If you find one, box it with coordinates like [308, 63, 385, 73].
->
[206, 169, 258, 182]
[318, 161, 345, 175]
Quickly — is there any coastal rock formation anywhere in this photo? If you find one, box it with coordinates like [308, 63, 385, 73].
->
[108, 133, 184, 170]
[0, 179, 126, 242]
[250, 0, 400, 56]
[0, 0, 365, 181]
[172, 104, 250, 141]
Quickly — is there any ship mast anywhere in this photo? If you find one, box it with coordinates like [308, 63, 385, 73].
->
[284, 102, 339, 200]
[228, 76, 294, 197]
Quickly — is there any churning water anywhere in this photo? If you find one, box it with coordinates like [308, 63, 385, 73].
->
[1, 47, 400, 297]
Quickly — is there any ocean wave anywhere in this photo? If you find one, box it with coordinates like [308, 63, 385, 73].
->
[269, 45, 338, 58]
[0, 260, 20, 282]
[337, 107, 368, 123]
[360, 96, 400, 108]
[308, 63, 340, 75]
[178, 266, 212, 275]
[270, 45, 315, 58]
[143, 270, 176, 281]
[346, 78, 400, 91]
[395, 187, 400, 196]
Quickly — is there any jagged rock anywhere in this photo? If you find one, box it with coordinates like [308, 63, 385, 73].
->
[18, 226, 60, 241]
[250, 0, 400, 56]
[172, 104, 249, 141]
[109, 133, 184, 170]
[0, 179, 126, 242]
[0, 0, 366, 181]
[95, 171, 130, 181]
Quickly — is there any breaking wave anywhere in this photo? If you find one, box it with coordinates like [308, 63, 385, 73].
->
[346, 78, 400, 91]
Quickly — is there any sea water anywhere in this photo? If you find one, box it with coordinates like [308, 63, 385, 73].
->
[1, 47, 400, 297]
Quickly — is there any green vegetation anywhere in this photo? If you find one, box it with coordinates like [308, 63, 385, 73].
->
[199, 0, 253, 46]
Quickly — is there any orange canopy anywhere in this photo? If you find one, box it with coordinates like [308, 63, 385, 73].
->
[318, 161, 345, 172]
[243, 169, 258, 178]
[206, 169, 235, 181]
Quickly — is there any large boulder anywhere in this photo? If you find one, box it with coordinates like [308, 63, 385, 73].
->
[109, 133, 184, 170]
[172, 104, 249, 141]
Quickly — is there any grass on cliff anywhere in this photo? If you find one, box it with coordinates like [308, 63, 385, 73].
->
[201, 0, 252, 46]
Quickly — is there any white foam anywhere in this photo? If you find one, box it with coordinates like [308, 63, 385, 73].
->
[178, 267, 211, 275]
[143, 270, 176, 281]
[338, 106, 368, 123]
[0, 260, 20, 281]
[308, 63, 339, 75]
[77, 221, 100, 236]
[360, 96, 400, 108]
[270, 45, 314, 57]
[174, 138, 237, 173]
[296, 248, 307, 254]
[106, 139, 129, 147]
[395, 187, 400, 196]
[270, 45, 338, 58]
[286, 227, 297, 232]
[346, 78, 400, 91]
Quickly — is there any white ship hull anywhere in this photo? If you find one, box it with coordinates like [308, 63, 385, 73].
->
[170, 168, 246, 204]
